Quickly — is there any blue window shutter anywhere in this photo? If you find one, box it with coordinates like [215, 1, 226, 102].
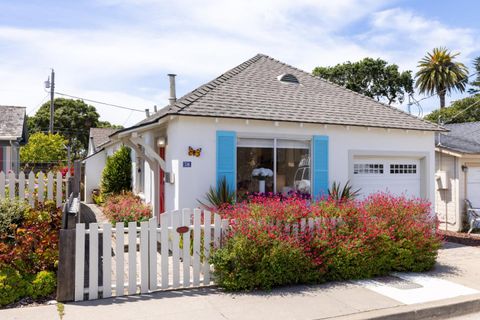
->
[216, 131, 236, 192]
[312, 135, 329, 199]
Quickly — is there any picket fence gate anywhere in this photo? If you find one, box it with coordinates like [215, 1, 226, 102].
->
[0, 170, 70, 208]
[74, 208, 229, 301]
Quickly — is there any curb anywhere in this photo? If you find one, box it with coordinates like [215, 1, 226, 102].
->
[328, 294, 480, 320]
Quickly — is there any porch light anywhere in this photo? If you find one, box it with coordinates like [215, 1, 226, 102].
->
[157, 137, 167, 147]
[462, 165, 468, 172]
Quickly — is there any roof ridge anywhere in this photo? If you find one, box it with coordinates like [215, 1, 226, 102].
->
[256, 54, 442, 131]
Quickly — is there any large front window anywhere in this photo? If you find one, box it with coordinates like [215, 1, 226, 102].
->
[236, 138, 310, 197]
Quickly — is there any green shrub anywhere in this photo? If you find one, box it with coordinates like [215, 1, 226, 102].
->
[0, 198, 28, 236]
[31, 271, 56, 299]
[0, 267, 31, 307]
[210, 234, 320, 291]
[101, 145, 132, 195]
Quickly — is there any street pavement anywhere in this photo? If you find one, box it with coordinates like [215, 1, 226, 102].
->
[2, 241, 480, 320]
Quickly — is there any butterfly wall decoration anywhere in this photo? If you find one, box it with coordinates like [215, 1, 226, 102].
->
[188, 146, 201, 157]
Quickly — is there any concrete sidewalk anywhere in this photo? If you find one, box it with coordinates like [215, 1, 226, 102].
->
[2, 242, 480, 320]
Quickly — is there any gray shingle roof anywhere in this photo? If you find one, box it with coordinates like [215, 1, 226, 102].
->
[0, 106, 27, 142]
[437, 122, 480, 154]
[127, 54, 443, 132]
[89, 128, 117, 150]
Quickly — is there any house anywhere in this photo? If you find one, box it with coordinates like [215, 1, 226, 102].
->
[435, 121, 480, 232]
[84, 128, 120, 202]
[0, 106, 28, 174]
[101, 54, 442, 217]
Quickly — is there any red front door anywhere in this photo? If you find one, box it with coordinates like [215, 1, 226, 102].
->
[159, 147, 166, 215]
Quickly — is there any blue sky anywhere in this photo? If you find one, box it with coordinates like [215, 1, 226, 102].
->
[0, 0, 479, 126]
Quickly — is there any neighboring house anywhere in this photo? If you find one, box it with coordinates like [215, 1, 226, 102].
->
[0, 106, 28, 174]
[105, 54, 442, 217]
[435, 122, 480, 232]
[84, 128, 120, 202]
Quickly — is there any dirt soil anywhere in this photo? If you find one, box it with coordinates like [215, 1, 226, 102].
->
[439, 230, 480, 247]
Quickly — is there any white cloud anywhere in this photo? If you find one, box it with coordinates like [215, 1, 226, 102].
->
[0, 1, 478, 125]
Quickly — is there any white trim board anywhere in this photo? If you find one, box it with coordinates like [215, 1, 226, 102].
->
[359, 273, 478, 305]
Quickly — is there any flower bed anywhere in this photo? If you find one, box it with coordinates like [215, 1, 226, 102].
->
[210, 193, 442, 291]
[0, 200, 61, 307]
[102, 192, 152, 225]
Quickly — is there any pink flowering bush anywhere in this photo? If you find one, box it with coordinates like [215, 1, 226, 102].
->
[103, 192, 152, 225]
[210, 193, 442, 291]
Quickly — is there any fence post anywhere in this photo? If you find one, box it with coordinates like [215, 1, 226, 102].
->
[57, 199, 78, 302]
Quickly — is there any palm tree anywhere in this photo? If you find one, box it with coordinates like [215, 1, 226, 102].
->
[415, 47, 468, 108]
[469, 56, 480, 94]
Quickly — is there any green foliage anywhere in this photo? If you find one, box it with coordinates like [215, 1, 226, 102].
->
[0, 267, 31, 307]
[20, 132, 68, 164]
[27, 98, 122, 158]
[424, 94, 480, 123]
[0, 198, 29, 236]
[199, 177, 235, 209]
[101, 146, 132, 195]
[30, 271, 56, 299]
[469, 56, 480, 94]
[312, 57, 413, 105]
[210, 235, 320, 291]
[415, 47, 469, 108]
[328, 181, 360, 204]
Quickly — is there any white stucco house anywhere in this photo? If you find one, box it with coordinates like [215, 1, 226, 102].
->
[87, 54, 443, 218]
[0, 106, 28, 174]
[435, 122, 480, 232]
[84, 128, 120, 203]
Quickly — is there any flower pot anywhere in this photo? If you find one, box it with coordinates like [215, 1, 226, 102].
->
[258, 180, 266, 193]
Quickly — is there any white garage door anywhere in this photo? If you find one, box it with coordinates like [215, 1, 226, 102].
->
[352, 158, 421, 199]
[467, 167, 480, 208]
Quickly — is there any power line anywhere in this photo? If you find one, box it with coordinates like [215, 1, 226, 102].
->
[55, 91, 145, 112]
[27, 93, 50, 116]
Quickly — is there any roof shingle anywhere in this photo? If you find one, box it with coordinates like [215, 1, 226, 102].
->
[0, 106, 27, 140]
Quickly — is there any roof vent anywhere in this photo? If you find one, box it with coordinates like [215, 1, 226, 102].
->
[277, 73, 299, 84]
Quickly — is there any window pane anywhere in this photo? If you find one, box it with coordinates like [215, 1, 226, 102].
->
[276, 147, 310, 195]
[237, 147, 274, 196]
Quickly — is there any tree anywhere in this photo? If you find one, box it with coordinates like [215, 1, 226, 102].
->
[424, 94, 480, 124]
[20, 132, 68, 164]
[469, 56, 480, 94]
[27, 98, 122, 158]
[101, 146, 132, 195]
[312, 57, 414, 105]
[415, 47, 469, 108]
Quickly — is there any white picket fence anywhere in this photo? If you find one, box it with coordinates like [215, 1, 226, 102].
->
[0, 171, 70, 208]
[74, 208, 229, 301]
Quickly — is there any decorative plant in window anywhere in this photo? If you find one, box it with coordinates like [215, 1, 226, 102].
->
[252, 168, 274, 193]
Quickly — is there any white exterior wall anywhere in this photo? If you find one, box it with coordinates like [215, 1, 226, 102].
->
[435, 151, 461, 231]
[84, 143, 121, 203]
[159, 116, 435, 211]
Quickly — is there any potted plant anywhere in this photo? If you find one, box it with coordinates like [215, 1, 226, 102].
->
[252, 168, 273, 193]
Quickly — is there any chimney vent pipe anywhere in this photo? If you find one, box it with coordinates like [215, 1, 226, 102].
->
[145, 108, 150, 117]
[168, 74, 177, 106]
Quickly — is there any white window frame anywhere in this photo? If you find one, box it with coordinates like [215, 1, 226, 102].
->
[236, 137, 311, 192]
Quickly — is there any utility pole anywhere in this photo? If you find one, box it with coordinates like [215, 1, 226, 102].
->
[49, 69, 55, 133]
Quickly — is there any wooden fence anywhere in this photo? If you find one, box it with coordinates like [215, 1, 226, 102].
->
[0, 170, 70, 208]
[74, 208, 229, 301]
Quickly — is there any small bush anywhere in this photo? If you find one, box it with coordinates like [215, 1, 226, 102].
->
[0, 267, 31, 307]
[0, 198, 28, 236]
[211, 234, 320, 291]
[31, 271, 56, 299]
[103, 192, 152, 224]
[101, 146, 132, 195]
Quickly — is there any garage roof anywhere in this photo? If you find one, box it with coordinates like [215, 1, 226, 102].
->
[123, 54, 444, 133]
[437, 122, 480, 154]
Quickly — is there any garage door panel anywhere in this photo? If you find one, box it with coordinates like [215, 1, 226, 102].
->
[467, 167, 480, 208]
[352, 158, 421, 199]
